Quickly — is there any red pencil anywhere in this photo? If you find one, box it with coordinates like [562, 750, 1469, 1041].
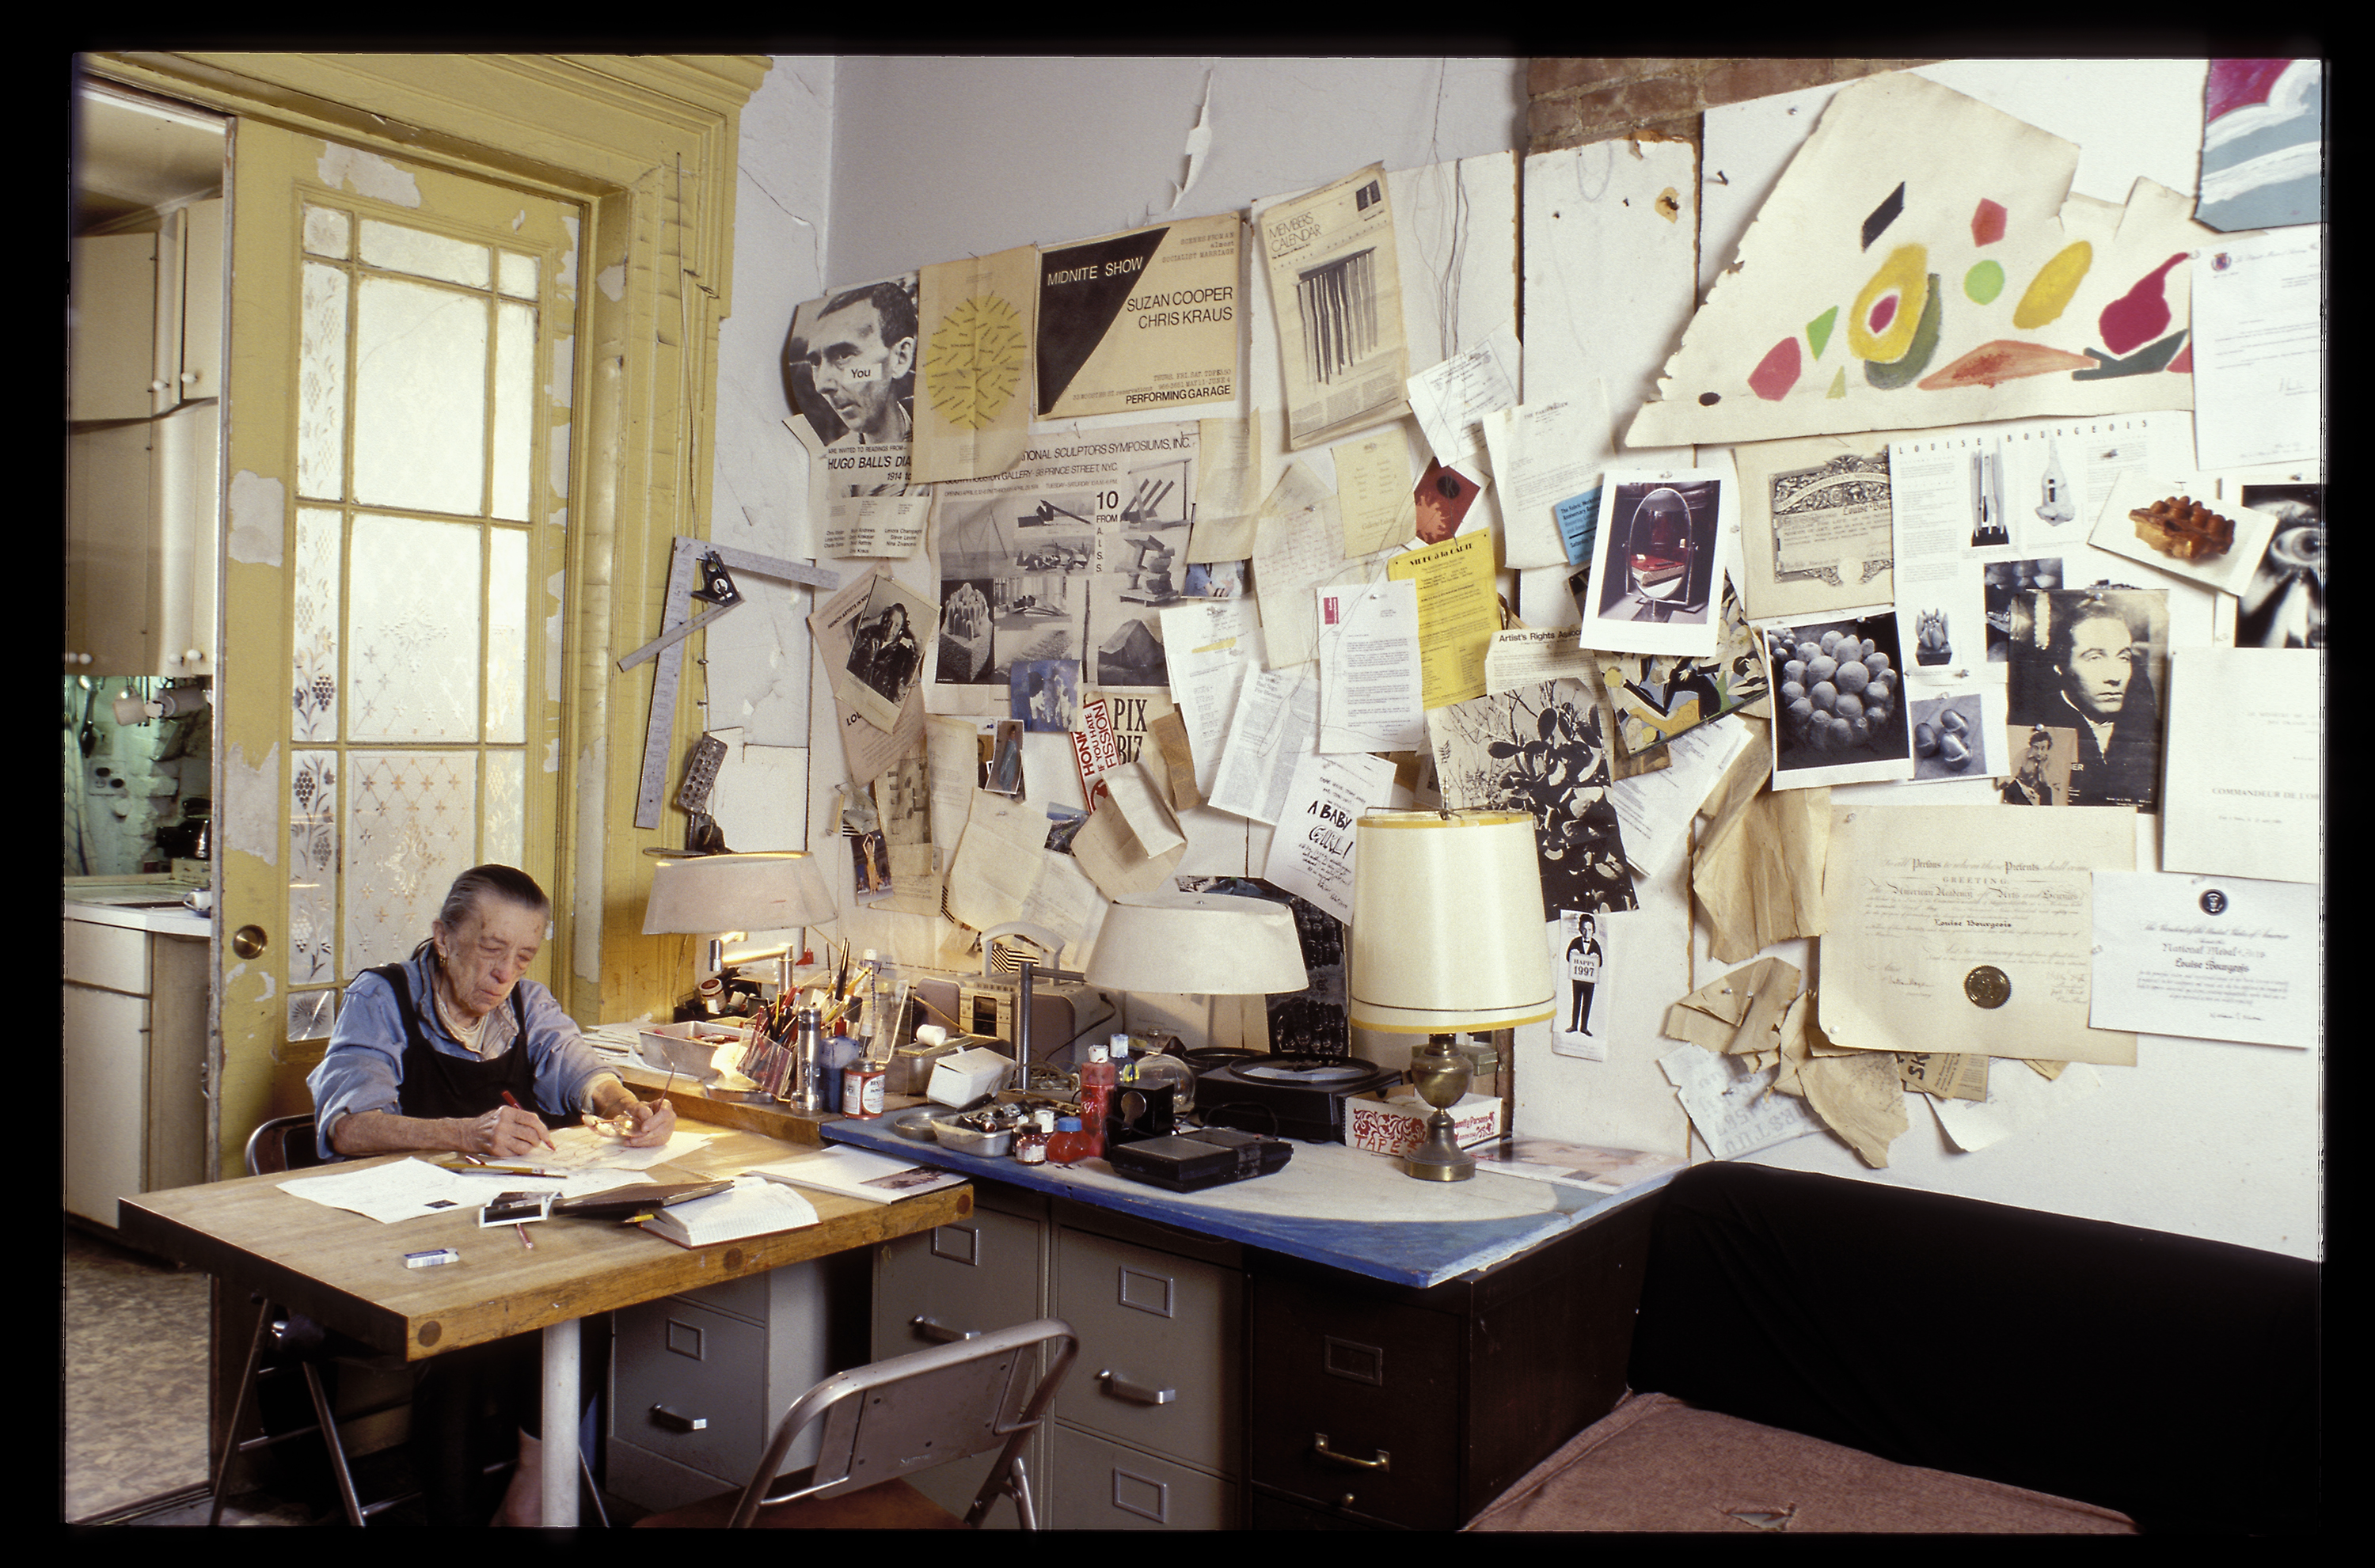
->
[500, 1090, 558, 1150]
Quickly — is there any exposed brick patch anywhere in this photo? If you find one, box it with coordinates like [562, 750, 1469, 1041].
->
[1703, 58, 1839, 107]
[1526, 57, 1941, 155]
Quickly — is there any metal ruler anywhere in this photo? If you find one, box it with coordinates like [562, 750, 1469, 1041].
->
[629, 535, 840, 830]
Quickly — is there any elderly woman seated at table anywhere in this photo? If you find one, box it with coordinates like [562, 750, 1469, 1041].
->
[307, 864, 674, 1524]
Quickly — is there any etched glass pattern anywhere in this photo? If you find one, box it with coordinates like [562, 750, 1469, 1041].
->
[348, 513, 481, 742]
[484, 749, 524, 871]
[344, 750, 478, 977]
[302, 203, 352, 260]
[360, 218, 490, 290]
[297, 262, 348, 502]
[353, 275, 487, 516]
[492, 300, 535, 522]
[291, 508, 342, 742]
[290, 746, 339, 986]
[484, 526, 526, 742]
[287, 989, 338, 1042]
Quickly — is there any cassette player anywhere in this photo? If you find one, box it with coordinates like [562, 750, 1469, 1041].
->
[1107, 1126, 1293, 1193]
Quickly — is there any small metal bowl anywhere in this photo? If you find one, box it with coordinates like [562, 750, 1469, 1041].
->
[887, 1107, 940, 1143]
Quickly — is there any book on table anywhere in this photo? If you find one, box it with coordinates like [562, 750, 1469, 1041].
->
[743, 1145, 967, 1205]
[639, 1176, 819, 1249]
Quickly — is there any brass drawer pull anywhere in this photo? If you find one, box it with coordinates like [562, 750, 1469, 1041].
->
[1096, 1369, 1176, 1406]
[910, 1314, 980, 1344]
[649, 1404, 708, 1433]
[1313, 1433, 1389, 1471]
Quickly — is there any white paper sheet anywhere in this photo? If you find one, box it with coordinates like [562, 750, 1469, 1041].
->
[1406, 326, 1522, 469]
[1315, 575, 1424, 753]
[2191, 228, 2323, 469]
[2089, 871, 2320, 1049]
[2160, 646, 2322, 884]
[1260, 750, 1396, 924]
[1819, 803, 2137, 1065]
[1206, 664, 1320, 826]
[1158, 598, 1267, 797]
[1480, 385, 1617, 570]
[1606, 717, 1755, 879]
[1928, 1060, 2102, 1152]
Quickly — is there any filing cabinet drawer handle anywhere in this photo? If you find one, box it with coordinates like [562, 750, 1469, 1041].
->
[1096, 1369, 1176, 1406]
[649, 1405, 709, 1434]
[910, 1315, 981, 1344]
[1313, 1433, 1390, 1471]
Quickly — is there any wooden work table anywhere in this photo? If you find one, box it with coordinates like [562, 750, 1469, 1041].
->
[116, 1122, 970, 1524]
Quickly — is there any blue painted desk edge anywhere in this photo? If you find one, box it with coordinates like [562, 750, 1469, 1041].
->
[822, 1119, 1674, 1289]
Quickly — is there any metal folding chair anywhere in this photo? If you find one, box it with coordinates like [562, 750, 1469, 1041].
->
[636, 1317, 1078, 1529]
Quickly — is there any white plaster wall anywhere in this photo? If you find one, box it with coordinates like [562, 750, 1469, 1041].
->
[823, 56, 1524, 288]
[704, 57, 837, 842]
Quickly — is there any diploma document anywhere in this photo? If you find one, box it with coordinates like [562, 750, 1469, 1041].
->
[1819, 804, 2137, 1065]
[2089, 872, 2319, 1050]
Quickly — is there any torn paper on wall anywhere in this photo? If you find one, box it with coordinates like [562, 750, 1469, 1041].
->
[809, 568, 927, 788]
[1659, 1042, 1823, 1160]
[1261, 749, 1396, 924]
[1928, 1060, 2100, 1152]
[1627, 73, 2217, 448]
[1406, 326, 1522, 469]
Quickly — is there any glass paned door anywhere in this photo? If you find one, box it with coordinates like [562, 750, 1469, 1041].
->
[215, 119, 580, 1174]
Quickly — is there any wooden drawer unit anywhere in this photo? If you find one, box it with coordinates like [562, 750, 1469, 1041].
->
[1053, 1423, 1238, 1529]
[1246, 1190, 1662, 1530]
[1054, 1223, 1241, 1475]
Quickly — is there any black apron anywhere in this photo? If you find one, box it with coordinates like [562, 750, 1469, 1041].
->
[369, 963, 569, 1128]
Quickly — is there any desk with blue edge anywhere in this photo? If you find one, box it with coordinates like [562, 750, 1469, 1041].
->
[826, 1115, 1674, 1528]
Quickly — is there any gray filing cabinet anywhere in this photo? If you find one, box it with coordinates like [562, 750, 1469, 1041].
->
[606, 1252, 867, 1511]
[872, 1179, 1242, 1528]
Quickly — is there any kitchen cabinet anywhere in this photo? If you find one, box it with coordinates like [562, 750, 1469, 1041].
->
[63, 911, 209, 1225]
[70, 199, 224, 421]
[65, 397, 220, 677]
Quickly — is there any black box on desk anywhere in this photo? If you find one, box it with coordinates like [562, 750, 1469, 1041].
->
[1108, 1127, 1293, 1192]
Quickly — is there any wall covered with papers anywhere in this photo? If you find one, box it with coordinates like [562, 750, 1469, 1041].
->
[694, 55, 2317, 1261]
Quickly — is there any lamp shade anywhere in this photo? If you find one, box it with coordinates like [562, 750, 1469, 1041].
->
[1082, 891, 1309, 997]
[642, 851, 838, 936]
[1347, 809, 1555, 1033]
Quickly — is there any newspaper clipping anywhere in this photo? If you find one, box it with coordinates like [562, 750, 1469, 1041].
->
[925, 424, 1200, 716]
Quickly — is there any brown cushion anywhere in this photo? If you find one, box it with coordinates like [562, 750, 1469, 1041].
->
[633, 1475, 967, 1529]
[1465, 1393, 2138, 1534]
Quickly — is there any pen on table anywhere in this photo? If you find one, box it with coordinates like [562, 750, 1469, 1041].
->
[501, 1089, 558, 1149]
[458, 1164, 560, 1177]
[515, 1223, 534, 1251]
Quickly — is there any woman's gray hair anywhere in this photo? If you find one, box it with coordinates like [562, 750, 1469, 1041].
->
[415, 864, 549, 960]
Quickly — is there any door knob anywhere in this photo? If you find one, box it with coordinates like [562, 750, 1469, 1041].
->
[232, 924, 268, 959]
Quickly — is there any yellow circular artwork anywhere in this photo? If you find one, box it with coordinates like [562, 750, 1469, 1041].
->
[926, 295, 1027, 431]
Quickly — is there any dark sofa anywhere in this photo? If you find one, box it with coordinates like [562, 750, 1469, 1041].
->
[1470, 1161, 2319, 1534]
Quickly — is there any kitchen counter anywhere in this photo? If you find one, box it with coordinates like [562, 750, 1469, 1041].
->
[64, 875, 210, 937]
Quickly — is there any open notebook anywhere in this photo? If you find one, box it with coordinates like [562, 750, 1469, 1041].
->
[634, 1176, 819, 1249]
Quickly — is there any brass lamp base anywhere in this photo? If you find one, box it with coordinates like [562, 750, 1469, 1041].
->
[1400, 1032, 1476, 1182]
